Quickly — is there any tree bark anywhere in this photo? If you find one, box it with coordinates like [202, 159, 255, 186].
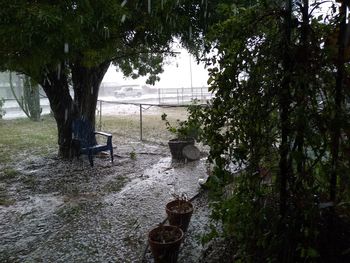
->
[39, 61, 110, 158]
[71, 61, 110, 128]
[40, 66, 74, 158]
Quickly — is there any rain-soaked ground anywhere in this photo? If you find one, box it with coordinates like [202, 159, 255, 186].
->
[0, 140, 228, 262]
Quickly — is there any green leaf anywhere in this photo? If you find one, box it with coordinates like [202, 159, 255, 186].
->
[306, 248, 319, 258]
[207, 76, 214, 85]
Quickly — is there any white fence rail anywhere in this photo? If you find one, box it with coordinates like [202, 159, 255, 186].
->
[158, 87, 213, 104]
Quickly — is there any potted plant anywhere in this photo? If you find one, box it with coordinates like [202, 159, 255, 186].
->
[161, 106, 201, 160]
[166, 194, 194, 232]
[148, 224, 184, 263]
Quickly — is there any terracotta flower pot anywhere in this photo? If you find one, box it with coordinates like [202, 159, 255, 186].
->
[168, 138, 195, 160]
[148, 225, 184, 263]
[166, 200, 194, 232]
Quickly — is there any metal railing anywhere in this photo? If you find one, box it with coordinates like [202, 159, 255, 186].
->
[97, 100, 202, 141]
[157, 87, 213, 104]
[2, 88, 214, 142]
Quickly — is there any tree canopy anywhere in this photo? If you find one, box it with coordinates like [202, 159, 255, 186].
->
[0, 0, 229, 156]
[190, 0, 350, 261]
[0, 0, 227, 82]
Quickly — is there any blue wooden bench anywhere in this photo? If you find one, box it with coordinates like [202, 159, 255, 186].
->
[72, 116, 113, 166]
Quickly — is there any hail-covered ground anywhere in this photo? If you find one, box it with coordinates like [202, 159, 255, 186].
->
[0, 138, 231, 262]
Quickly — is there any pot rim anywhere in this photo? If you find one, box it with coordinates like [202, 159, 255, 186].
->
[168, 137, 195, 143]
[148, 225, 184, 245]
[166, 199, 194, 214]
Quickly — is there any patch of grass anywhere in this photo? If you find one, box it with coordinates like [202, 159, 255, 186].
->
[0, 197, 15, 206]
[130, 149, 137, 160]
[21, 176, 37, 190]
[100, 107, 188, 142]
[0, 185, 15, 206]
[0, 108, 187, 165]
[0, 167, 20, 181]
[56, 201, 103, 222]
[0, 115, 57, 164]
[0, 153, 11, 164]
[56, 203, 84, 221]
[103, 176, 128, 193]
[61, 183, 81, 196]
[0, 250, 20, 262]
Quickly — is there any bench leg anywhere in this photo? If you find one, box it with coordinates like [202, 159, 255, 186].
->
[88, 150, 94, 167]
[110, 147, 114, 163]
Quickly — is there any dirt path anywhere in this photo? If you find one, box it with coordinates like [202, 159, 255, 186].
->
[0, 141, 212, 262]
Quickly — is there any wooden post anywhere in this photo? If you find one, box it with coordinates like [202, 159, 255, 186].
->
[182, 87, 184, 103]
[158, 88, 161, 104]
[140, 104, 143, 141]
[177, 89, 179, 104]
[99, 100, 102, 130]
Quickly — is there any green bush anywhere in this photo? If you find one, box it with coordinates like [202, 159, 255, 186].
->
[161, 100, 202, 140]
[194, 1, 350, 262]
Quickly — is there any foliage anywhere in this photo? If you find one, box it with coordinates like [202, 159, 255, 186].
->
[0, 0, 231, 156]
[193, 0, 350, 262]
[1, 167, 20, 181]
[0, 0, 226, 83]
[9, 73, 41, 121]
[129, 148, 137, 160]
[22, 76, 41, 121]
[161, 101, 202, 140]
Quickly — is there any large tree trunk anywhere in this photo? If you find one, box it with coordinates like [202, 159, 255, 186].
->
[40, 66, 74, 158]
[71, 61, 110, 128]
[40, 61, 110, 158]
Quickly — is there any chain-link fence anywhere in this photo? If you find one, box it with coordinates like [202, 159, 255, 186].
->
[96, 100, 191, 144]
[2, 86, 213, 144]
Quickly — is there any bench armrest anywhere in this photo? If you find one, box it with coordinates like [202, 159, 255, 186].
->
[95, 131, 112, 137]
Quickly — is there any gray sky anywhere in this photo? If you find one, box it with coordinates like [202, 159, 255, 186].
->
[102, 48, 209, 89]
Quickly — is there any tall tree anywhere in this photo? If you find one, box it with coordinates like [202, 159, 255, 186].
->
[0, 0, 222, 157]
[190, 0, 350, 261]
[9, 73, 42, 121]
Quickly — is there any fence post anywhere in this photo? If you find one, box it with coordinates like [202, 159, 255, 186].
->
[177, 89, 179, 104]
[158, 89, 161, 104]
[140, 104, 143, 141]
[99, 100, 102, 130]
[182, 87, 184, 103]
